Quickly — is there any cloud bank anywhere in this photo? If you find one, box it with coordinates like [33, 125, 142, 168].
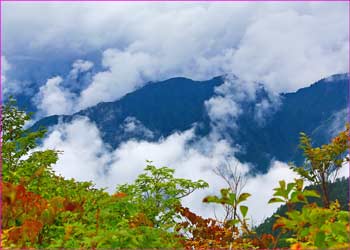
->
[38, 117, 300, 223]
[4, 2, 349, 112]
[34, 76, 77, 116]
[39, 115, 348, 223]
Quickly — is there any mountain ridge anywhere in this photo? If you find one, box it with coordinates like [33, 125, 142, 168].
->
[31, 73, 348, 172]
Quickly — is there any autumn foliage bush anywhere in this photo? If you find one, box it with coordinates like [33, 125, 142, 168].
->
[1, 99, 349, 249]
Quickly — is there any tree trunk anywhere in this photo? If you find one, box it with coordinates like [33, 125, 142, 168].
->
[320, 173, 330, 208]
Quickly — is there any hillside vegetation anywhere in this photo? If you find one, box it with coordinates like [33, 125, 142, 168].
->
[2, 99, 350, 249]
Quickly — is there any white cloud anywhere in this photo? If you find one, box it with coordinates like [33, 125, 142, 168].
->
[34, 59, 96, 116]
[205, 96, 241, 129]
[245, 161, 298, 225]
[121, 116, 154, 139]
[205, 76, 281, 131]
[229, 7, 349, 93]
[338, 159, 350, 179]
[69, 59, 94, 80]
[39, 117, 300, 223]
[328, 108, 347, 138]
[254, 94, 281, 126]
[78, 49, 160, 108]
[0, 56, 23, 96]
[39, 117, 111, 182]
[205, 77, 253, 131]
[1, 56, 10, 83]
[4, 2, 348, 108]
[35, 76, 76, 116]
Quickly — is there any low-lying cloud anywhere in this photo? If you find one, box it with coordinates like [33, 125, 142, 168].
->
[34, 59, 94, 116]
[205, 76, 281, 132]
[38, 117, 302, 224]
[120, 116, 155, 139]
[35, 76, 77, 116]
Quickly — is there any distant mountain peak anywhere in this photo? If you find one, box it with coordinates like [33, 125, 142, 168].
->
[31, 73, 347, 173]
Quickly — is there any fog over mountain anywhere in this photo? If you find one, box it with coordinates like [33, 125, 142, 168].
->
[32, 73, 348, 222]
[32, 73, 348, 170]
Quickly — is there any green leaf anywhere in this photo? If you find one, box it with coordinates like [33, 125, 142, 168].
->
[268, 197, 285, 204]
[286, 182, 295, 195]
[228, 192, 236, 205]
[240, 205, 248, 218]
[226, 219, 240, 226]
[220, 188, 230, 198]
[237, 193, 251, 204]
[203, 195, 221, 204]
[315, 231, 326, 248]
[279, 180, 286, 191]
[303, 190, 320, 198]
